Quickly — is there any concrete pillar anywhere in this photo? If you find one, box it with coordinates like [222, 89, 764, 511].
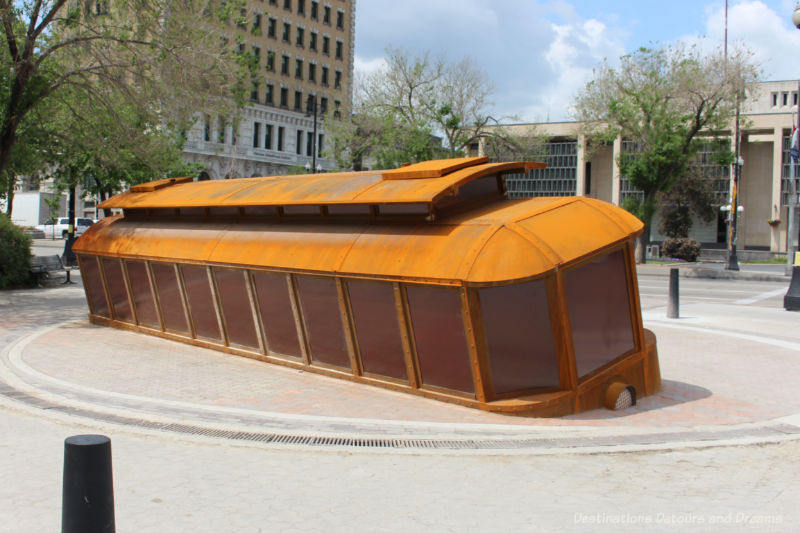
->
[575, 134, 586, 197]
[771, 127, 786, 252]
[611, 136, 622, 206]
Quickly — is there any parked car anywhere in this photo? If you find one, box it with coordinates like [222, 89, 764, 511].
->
[35, 217, 94, 238]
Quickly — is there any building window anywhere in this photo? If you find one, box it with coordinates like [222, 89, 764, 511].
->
[296, 26, 304, 47]
[308, 63, 316, 82]
[266, 51, 275, 71]
[250, 80, 259, 101]
[253, 122, 261, 148]
[297, 0, 305, 15]
[280, 87, 288, 107]
[265, 83, 274, 104]
[320, 96, 327, 114]
[333, 100, 340, 119]
[277, 126, 284, 151]
[265, 124, 273, 150]
[335, 40, 342, 60]
[334, 69, 341, 89]
[795, 92, 798, 106]
[336, 9, 344, 29]
[323, 4, 330, 24]
[322, 35, 330, 55]
[203, 114, 211, 141]
[281, 54, 290, 75]
[321, 66, 328, 86]
[310, 0, 318, 19]
[252, 13, 261, 33]
[294, 90, 302, 110]
[317, 133, 324, 154]
[282, 22, 291, 42]
[309, 31, 317, 51]
[296, 129, 303, 154]
[295, 58, 303, 79]
[217, 117, 225, 143]
[283, 0, 291, 10]
[268, 17, 277, 38]
[306, 131, 313, 156]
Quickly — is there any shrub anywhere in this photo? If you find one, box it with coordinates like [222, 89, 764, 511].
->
[661, 237, 701, 262]
[0, 213, 33, 289]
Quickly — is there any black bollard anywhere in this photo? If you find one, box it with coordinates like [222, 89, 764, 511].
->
[62, 435, 115, 533]
[786, 265, 800, 311]
[667, 267, 679, 319]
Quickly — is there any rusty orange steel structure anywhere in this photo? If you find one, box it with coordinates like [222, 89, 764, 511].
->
[74, 157, 661, 416]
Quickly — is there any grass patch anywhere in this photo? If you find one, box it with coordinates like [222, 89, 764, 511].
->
[741, 257, 788, 264]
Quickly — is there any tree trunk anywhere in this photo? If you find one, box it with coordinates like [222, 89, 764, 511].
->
[4, 178, 13, 217]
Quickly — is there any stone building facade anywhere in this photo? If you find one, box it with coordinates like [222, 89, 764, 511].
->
[182, 0, 356, 179]
[477, 80, 800, 254]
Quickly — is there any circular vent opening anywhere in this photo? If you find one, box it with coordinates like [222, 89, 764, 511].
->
[604, 382, 637, 411]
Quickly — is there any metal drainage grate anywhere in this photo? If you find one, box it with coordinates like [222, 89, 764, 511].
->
[3, 382, 800, 451]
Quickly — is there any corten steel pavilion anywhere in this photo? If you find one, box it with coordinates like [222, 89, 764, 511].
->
[74, 157, 661, 417]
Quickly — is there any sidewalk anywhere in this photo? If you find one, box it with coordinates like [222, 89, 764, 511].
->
[1, 271, 800, 452]
[2, 273, 800, 531]
[637, 261, 792, 282]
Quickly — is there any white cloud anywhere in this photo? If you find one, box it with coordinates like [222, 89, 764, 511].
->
[536, 18, 626, 121]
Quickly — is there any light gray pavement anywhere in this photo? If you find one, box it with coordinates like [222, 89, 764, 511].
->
[1, 264, 799, 531]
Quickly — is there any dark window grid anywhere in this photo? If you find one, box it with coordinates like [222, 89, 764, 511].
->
[781, 134, 800, 206]
[619, 139, 730, 205]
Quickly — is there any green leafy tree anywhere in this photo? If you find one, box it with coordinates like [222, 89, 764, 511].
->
[0, 0, 253, 209]
[573, 45, 759, 263]
[329, 47, 494, 170]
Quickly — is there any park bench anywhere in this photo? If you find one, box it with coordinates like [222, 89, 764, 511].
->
[30, 254, 75, 285]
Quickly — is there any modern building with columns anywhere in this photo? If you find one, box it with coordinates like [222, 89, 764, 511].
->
[475, 80, 799, 254]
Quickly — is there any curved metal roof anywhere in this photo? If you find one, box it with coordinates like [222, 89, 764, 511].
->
[99, 157, 545, 210]
[75, 195, 643, 285]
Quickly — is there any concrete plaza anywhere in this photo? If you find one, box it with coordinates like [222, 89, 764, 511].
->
[1, 261, 799, 531]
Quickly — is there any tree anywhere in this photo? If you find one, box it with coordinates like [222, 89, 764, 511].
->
[573, 45, 759, 263]
[329, 47, 494, 170]
[0, 0, 253, 209]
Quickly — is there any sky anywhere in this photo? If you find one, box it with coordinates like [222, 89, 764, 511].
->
[354, 0, 800, 122]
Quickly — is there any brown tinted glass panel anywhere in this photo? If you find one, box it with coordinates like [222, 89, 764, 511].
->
[283, 205, 320, 215]
[125, 261, 160, 328]
[151, 263, 189, 333]
[101, 258, 133, 322]
[378, 203, 429, 215]
[180, 265, 221, 341]
[327, 204, 371, 216]
[80, 256, 109, 317]
[347, 280, 407, 381]
[564, 249, 635, 377]
[406, 286, 474, 394]
[251, 271, 302, 357]
[296, 276, 350, 369]
[480, 281, 560, 394]
[214, 268, 259, 349]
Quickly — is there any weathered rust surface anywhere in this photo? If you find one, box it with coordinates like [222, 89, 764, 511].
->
[74, 158, 659, 417]
[75, 197, 641, 285]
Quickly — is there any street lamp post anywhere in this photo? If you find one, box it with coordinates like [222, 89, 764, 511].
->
[305, 97, 319, 174]
[788, 4, 800, 274]
[725, 115, 742, 271]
